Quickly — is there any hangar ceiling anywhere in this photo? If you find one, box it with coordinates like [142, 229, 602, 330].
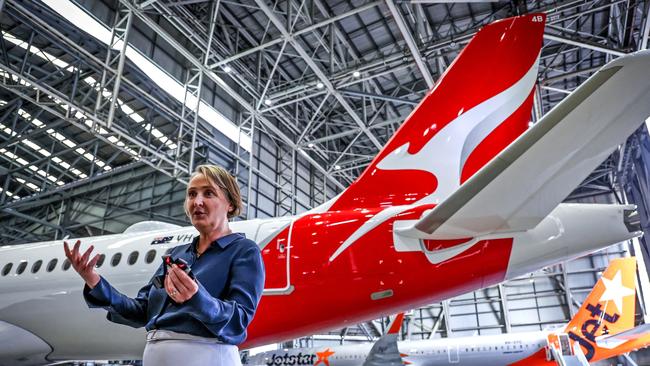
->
[1, 0, 648, 244]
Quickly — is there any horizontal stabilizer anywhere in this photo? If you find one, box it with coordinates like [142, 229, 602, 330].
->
[399, 50, 650, 239]
[596, 324, 650, 347]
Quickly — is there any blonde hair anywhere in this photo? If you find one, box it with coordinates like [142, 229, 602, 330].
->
[185, 165, 243, 219]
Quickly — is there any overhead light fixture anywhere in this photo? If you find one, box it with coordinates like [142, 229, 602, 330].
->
[223, 65, 232, 73]
[264, 99, 273, 106]
[316, 82, 324, 89]
[307, 143, 315, 148]
[334, 165, 341, 170]
[352, 71, 361, 78]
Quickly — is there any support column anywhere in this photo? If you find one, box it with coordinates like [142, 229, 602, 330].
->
[94, 6, 133, 129]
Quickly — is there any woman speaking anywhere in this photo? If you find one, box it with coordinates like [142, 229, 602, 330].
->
[63, 165, 265, 365]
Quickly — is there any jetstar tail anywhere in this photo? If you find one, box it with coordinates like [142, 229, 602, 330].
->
[562, 257, 650, 361]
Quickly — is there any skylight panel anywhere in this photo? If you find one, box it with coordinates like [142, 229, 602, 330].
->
[25, 182, 40, 191]
[2, 31, 73, 72]
[13, 122, 110, 178]
[6, 31, 178, 155]
[42, 0, 252, 152]
[22, 139, 40, 151]
[62, 139, 76, 148]
[0, 122, 17, 137]
[0, 146, 66, 186]
[5, 30, 173, 163]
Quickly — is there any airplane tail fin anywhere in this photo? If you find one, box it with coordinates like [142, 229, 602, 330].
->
[329, 14, 545, 211]
[386, 312, 405, 335]
[362, 313, 405, 366]
[563, 257, 638, 360]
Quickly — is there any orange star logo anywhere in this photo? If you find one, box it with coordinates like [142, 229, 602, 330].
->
[314, 348, 335, 366]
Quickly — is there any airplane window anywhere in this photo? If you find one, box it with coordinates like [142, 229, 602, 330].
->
[31, 260, 43, 273]
[2, 263, 12, 276]
[16, 261, 27, 275]
[111, 253, 122, 267]
[46, 259, 58, 272]
[96, 254, 106, 268]
[128, 251, 139, 265]
[145, 249, 156, 264]
[62, 259, 71, 271]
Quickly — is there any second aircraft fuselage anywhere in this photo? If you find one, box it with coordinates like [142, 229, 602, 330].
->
[246, 331, 550, 366]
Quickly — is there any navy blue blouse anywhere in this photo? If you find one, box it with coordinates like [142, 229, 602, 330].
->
[83, 233, 265, 345]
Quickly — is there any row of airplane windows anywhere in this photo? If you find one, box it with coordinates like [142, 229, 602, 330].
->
[315, 342, 544, 360]
[406, 343, 544, 355]
[0, 248, 174, 277]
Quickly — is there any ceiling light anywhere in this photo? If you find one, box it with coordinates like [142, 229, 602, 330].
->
[307, 143, 314, 148]
[316, 82, 324, 89]
[352, 71, 361, 78]
[264, 99, 273, 106]
[223, 65, 232, 73]
[334, 165, 341, 170]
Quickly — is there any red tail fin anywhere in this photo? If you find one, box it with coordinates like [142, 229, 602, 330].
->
[387, 313, 405, 335]
[330, 14, 545, 211]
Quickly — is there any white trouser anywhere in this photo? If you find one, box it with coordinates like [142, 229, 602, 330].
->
[143, 329, 242, 366]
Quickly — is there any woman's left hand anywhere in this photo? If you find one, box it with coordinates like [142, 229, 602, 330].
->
[165, 265, 198, 303]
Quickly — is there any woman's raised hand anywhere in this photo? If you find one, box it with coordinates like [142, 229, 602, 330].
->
[63, 240, 101, 288]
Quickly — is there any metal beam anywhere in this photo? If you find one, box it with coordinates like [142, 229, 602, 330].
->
[543, 33, 628, 57]
[119, 0, 346, 191]
[386, 0, 434, 88]
[338, 89, 418, 106]
[641, 1, 650, 50]
[253, 0, 383, 151]
[209, 1, 381, 69]
[1, 207, 64, 232]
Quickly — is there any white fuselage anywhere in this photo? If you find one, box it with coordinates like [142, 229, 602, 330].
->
[245, 331, 550, 366]
[0, 203, 638, 365]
